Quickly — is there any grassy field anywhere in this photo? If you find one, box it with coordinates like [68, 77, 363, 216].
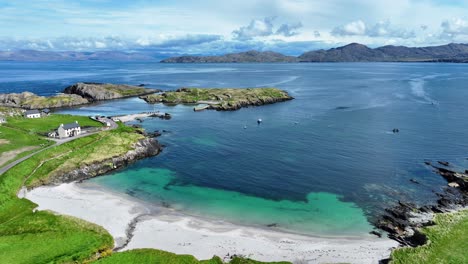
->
[5, 114, 102, 134]
[391, 210, 468, 264]
[0, 125, 146, 263]
[142, 87, 291, 104]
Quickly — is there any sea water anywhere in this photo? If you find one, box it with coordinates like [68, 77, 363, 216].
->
[2, 61, 468, 236]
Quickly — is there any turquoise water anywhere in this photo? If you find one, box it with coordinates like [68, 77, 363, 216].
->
[92, 167, 372, 236]
[2, 62, 468, 236]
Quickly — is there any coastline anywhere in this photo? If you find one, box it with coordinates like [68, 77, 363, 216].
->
[25, 181, 398, 263]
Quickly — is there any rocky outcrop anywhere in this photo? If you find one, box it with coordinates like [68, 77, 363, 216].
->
[64, 82, 159, 102]
[207, 96, 293, 111]
[374, 161, 468, 247]
[0, 92, 89, 109]
[47, 137, 162, 184]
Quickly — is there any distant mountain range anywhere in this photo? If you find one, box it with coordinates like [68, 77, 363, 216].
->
[161, 43, 468, 63]
[0, 50, 158, 61]
[2, 43, 468, 62]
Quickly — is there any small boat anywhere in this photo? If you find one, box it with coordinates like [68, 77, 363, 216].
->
[244, 125, 247, 129]
[257, 118, 262, 124]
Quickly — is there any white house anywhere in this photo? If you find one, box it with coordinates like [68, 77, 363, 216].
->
[25, 109, 41, 118]
[0, 115, 6, 124]
[57, 121, 81, 138]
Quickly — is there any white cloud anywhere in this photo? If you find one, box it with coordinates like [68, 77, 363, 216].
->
[441, 18, 468, 38]
[232, 17, 303, 40]
[332, 20, 366, 36]
[332, 20, 415, 39]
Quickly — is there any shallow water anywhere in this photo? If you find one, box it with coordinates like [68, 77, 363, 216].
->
[2, 61, 468, 236]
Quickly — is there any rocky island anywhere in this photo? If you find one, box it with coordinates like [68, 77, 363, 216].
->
[0, 82, 159, 109]
[140, 87, 293, 111]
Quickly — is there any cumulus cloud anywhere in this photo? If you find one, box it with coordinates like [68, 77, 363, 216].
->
[331, 20, 415, 39]
[441, 18, 468, 38]
[0, 34, 222, 52]
[275, 22, 303, 37]
[232, 17, 303, 40]
[331, 20, 366, 36]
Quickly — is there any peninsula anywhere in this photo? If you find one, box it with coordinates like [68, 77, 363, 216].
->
[140, 87, 293, 111]
[0, 82, 159, 109]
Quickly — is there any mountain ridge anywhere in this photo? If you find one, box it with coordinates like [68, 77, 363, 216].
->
[2, 43, 468, 62]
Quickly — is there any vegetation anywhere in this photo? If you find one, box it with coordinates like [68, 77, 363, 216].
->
[0, 92, 88, 109]
[0, 125, 145, 263]
[143, 87, 291, 104]
[142, 87, 293, 111]
[5, 114, 102, 134]
[103, 84, 152, 97]
[93, 249, 291, 264]
[0, 126, 53, 167]
[391, 210, 468, 264]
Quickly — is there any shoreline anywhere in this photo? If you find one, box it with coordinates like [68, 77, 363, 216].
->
[25, 181, 398, 263]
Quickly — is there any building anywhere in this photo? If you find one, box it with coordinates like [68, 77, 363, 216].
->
[25, 109, 41, 118]
[57, 121, 81, 138]
[41, 108, 51, 116]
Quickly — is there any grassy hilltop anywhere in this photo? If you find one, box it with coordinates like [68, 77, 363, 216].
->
[141, 87, 293, 111]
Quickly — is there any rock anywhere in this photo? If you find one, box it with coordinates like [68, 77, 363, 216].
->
[64, 82, 159, 102]
[370, 230, 382, 238]
[410, 178, 420, 184]
[47, 138, 162, 184]
[437, 161, 450, 167]
[448, 182, 460, 188]
[0, 92, 89, 109]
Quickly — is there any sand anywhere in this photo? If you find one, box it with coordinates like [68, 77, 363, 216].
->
[25, 182, 399, 264]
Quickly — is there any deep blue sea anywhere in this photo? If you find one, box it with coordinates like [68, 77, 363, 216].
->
[1, 61, 467, 236]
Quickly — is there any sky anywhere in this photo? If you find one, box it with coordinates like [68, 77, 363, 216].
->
[1, 0, 468, 55]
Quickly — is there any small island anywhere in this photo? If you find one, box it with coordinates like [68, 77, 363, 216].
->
[0, 82, 159, 109]
[140, 87, 293, 111]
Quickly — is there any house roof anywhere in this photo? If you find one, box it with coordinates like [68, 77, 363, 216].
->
[25, 109, 40, 115]
[42, 108, 50, 113]
[62, 122, 80, 130]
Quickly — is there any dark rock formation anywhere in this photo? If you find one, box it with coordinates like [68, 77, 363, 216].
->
[161, 50, 298, 63]
[64, 82, 159, 102]
[47, 137, 162, 184]
[374, 161, 468, 247]
[207, 96, 293, 111]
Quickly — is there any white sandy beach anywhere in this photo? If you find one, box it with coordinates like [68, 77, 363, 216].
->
[25, 183, 398, 264]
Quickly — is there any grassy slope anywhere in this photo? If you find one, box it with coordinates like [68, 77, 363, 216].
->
[21, 94, 88, 109]
[391, 210, 468, 264]
[5, 114, 102, 134]
[0, 125, 142, 263]
[144, 87, 290, 104]
[0, 126, 52, 158]
[103, 84, 151, 97]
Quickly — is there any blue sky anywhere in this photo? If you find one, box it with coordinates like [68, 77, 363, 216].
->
[1, 0, 468, 55]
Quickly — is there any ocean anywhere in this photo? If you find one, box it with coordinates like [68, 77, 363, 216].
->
[2, 61, 468, 236]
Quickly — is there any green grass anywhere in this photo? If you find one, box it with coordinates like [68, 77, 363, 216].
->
[391, 210, 468, 264]
[0, 126, 145, 263]
[103, 85, 150, 97]
[92, 249, 291, 264]
[0, 126, 53, 167]
[143, 87, 291, 104]
[5, 114, 102, 135]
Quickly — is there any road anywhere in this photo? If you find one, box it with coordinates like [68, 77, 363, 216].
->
[0, 118, 117, 176]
